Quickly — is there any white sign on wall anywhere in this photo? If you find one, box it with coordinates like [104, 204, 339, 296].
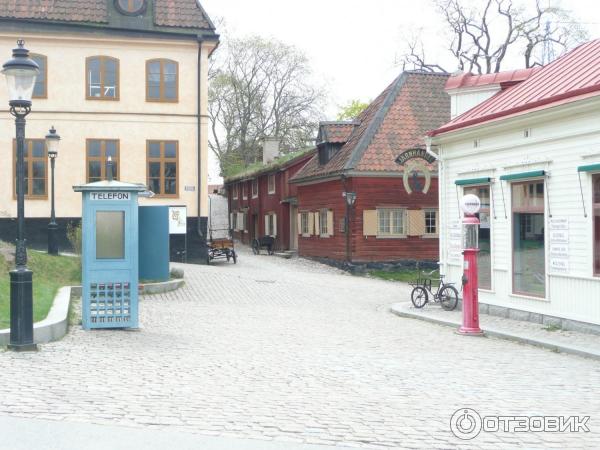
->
[448, 220, 463, 263]
[549, 218, 569, 273]
[169, 206, 187, 235]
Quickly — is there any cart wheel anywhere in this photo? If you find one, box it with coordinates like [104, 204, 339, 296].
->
[226, 251, 231, 262]
[232, 251, 237, 264]
[252, 239, 260, 255]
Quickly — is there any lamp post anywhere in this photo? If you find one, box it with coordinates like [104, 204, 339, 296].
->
[46, 126, 60, 255]
[2, 40, 40, 351]
[343, 191, 356, 262]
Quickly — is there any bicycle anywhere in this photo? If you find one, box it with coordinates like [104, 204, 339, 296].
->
[410, 269, 459, 311]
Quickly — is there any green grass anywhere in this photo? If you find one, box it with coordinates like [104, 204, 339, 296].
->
[0, 247, 81, 329]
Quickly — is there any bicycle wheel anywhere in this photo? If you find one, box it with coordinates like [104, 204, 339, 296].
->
[439, 285, 459, 311]
[411, 286, 428, 308]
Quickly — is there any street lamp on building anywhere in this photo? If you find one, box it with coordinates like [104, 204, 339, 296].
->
[46, 126, 61, 255]
[2, 39, 40, 351]
[343, 191, 357, 262]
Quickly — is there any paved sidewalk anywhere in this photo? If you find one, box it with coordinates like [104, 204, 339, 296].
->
[0, 245, 599, 449]
[0, 416, 359, 450]
[390, 302, 600, 361]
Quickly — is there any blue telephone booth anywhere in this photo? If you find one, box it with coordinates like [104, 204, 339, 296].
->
[74, 180, 146, 330]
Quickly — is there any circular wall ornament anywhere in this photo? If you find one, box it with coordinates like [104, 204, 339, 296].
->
[115, 0, 147, 16]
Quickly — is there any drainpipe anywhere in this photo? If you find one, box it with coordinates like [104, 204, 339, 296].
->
[425, 134, 445, 275]
[197, 40, 203, 236]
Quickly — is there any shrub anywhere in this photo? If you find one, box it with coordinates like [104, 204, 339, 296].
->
[66, 221, 82, 255]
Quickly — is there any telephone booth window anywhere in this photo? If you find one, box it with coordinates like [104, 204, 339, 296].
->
[96, 211, 125, 259]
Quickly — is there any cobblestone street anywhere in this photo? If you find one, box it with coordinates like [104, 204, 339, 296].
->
[1, 247, 599, 449]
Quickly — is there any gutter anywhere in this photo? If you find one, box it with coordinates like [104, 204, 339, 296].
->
[424, 135, 439, 160]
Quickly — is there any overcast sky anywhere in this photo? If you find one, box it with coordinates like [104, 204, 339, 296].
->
[201, 0, 600, 183]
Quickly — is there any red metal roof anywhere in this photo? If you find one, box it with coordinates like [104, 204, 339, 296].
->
[445, 67, 540, 90]
[430, 39, 600, 136]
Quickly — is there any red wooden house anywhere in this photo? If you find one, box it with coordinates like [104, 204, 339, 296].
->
[289, 71, 450, 263]
[225, 146, 316, 251]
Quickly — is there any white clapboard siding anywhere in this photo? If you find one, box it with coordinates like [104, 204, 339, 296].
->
[437, 103, 600, 324]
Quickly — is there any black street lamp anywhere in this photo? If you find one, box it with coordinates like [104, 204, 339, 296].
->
[46, 126, 60, 255]
[343, 191, 357, 262]
[2, 40, 40, 351]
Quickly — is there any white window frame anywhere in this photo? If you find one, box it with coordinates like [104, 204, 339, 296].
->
[232, 211, 238, 230]
[376, 208, 406, 237]
[232, 184, 238, 200]
[424, 209, 438, 236]
[252, 178, 258, 198]
[242, 182, 247, 200]
[301, 211, 310, 236]
[320, 209, 328, 237]
[268, 174, 276, 194]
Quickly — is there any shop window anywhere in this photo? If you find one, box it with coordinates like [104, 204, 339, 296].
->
[13, 139, 47, 198]
[512, 180, 545, 297]
[86, 56, 119, 100]
[87, 139, 119, 183]
[377, 208, 406, 236]
[147, 140, 178, 197]
[594, 174, 600, 276]
[463, 185, 492, 290]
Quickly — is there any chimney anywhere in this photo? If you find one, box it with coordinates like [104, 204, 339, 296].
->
[262, 137, 280, 164]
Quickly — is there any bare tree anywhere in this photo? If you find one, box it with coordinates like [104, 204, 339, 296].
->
[401, 0, 588, 74]
[209, 35, 325, 175]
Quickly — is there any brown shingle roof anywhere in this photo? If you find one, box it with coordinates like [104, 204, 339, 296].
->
[0, 0, 108, 23]
[292, 72, 450, 182]
[0, 0, 215, 30]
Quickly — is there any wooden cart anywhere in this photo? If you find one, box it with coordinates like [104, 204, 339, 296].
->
[207, 228, 237, 264]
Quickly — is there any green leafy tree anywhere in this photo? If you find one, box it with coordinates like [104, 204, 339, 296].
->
[337, 99, 369, 121]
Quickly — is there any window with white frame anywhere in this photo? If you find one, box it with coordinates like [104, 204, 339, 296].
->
[242, 182, 247, 199]
[377, 208, 406, 236]
[266, 213, 276, 236]
[232, 211, 238, 230]
[301, 212, 310, 235]
[252, 178, 258, 198]
[232, 184, 238, 199]
[424, 209, 437, 235]
[320, 209, 328, 235]
[268, 174, 276, 194]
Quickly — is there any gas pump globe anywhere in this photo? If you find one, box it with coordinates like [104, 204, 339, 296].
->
[458, 194, 484, 335]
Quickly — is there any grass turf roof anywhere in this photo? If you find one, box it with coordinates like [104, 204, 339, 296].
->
[223, 148, 315, 181]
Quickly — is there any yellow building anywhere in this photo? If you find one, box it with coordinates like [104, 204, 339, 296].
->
[0, 0, 218, 260]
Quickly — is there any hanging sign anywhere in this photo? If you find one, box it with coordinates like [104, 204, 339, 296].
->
[169, 206, 187, 235]
[396, 149, 435, 195]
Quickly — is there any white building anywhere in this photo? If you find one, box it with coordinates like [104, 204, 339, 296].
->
[429, 40, 600, 328]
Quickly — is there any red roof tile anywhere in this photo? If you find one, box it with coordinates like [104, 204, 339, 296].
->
[0, 0, 107, 23]
[317, 122, 357, 144]
[431, 39, 600, 136]
[0, 1, 214, 30]
[292, 72, 450, 181]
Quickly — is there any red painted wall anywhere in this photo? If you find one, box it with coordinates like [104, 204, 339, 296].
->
[225, 153, 313, 251]
[296, 176, 439, 262]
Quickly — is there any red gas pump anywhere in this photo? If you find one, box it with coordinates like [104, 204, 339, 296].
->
[458, 194, 484, 336]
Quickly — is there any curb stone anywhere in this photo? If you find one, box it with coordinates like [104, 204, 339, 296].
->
[390, 302, 600, 361]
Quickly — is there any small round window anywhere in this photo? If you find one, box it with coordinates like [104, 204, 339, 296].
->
[115, 0, 146, 15]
